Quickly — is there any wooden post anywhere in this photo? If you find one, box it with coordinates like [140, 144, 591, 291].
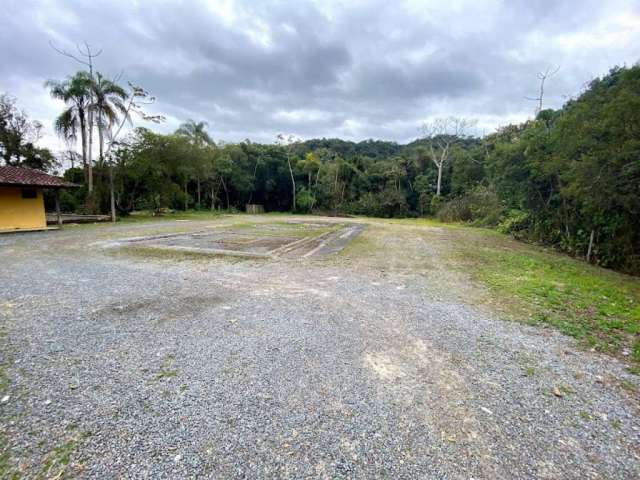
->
[54, 189, 62, 226]
[184, 182, 188, 211]
[109, 163, 116, 223]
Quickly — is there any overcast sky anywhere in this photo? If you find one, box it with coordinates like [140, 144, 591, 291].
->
[2, 0, 639, 152]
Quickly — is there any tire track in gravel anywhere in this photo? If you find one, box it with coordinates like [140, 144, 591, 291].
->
[199, 260, 508, 479]
[3, 216, 638, 478]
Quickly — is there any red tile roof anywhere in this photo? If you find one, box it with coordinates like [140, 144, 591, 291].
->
[0, 165, 78, 188]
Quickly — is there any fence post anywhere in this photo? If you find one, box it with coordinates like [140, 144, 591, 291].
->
[55, 189, 62, 226]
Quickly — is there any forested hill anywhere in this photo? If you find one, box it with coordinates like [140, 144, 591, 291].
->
[297, 138, 403, 159]
[55, 64, 640, 274]
[1, 65, 638, 273]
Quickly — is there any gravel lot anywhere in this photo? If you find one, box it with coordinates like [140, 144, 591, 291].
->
[1, 215, 639, 479]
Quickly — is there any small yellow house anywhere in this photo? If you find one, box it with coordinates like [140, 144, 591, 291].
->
[0, 165, 77, 232]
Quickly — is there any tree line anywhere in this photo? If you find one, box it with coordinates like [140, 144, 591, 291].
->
[1, 62, 638, 274]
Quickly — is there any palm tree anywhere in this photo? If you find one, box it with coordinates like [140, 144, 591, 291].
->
[90, 73, 129, 222]
[46, 72, 93, 190]
[176, 120, 214, 207]
[90, 73, 128, 168]
[176, 120, 214, 148]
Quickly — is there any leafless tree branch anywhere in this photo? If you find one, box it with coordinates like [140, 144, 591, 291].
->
[525, 65, 560, 115]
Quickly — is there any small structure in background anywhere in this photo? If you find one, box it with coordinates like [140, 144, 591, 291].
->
[246, 204, 265, 214]
[0, 165, 78, 232]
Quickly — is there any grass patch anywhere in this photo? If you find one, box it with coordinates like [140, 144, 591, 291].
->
[150, 355, 179, 383]
[620, 379, 637, 392]
[227, 220, 340, 238]
[380, 217, 457, 228]
[578, 410, 592, 421]
[154, 369, 178, 381]
[38, 438, 80, 479]
[0, 439, 20, 480]
[110, 245, 261, 263]
[459, 239, 640, 368]
[121, 209, 227, 223]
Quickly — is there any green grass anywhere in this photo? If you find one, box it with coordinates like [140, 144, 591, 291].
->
[460, 242, 640, 368]
[119, 209, 226, 223]
[0, 438, 20, 480]
[109, 245, 266, 264]
[38, 439, 79, 479]
[228, 220, 339, 238]
[390, 218, 640, 369]
[154, 369, 178, 381]
[150, 355, 179, 382]
[578, 410, 592, 421]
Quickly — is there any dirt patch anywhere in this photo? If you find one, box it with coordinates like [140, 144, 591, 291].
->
[149, 232, 297, 253]
[363, 335, 506, 479]
[95, 293, 225, 324]
[102, 221, 363, 259]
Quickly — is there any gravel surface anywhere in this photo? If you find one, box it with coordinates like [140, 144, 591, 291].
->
[1, 216, 639, 479]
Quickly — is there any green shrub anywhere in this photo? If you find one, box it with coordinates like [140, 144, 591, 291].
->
[496, 209, 530, 234]
[296, 188, 316, 213]
[435, 185, 504, 224]
[348, 188, 410, 218]
[436, 196, 472, 222]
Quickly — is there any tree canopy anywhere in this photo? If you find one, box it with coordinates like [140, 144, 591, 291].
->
[4, 63, 639, 274]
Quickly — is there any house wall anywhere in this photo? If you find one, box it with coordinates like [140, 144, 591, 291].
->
[0, 186, 46, 231]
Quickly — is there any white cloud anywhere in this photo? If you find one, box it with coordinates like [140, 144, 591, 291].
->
[0, 0, 638, 154]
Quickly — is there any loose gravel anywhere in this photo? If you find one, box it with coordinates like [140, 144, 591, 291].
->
[0, 216, 639, 479]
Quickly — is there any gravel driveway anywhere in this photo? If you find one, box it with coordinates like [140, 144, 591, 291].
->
[1, 216, 639, 479]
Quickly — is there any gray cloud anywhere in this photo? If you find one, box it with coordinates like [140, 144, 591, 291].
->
[1, 0, 639, 150]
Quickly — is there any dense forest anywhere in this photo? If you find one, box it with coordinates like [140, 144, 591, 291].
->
[1, 65, 639, 273]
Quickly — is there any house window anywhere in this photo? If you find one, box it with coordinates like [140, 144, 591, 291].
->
[21, 189, 37, 199]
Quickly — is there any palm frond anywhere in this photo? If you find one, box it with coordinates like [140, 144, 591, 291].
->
[54, 108, 78, 141]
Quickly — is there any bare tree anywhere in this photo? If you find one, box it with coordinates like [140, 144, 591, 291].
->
[419, 117, 475, 196]
[105, 83, 163, 222]
[276, 133, 298, 211]
[525, 66, 560, 116]
[60, 146, 80, 170]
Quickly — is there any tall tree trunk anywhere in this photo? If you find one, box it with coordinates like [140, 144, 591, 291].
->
[80, 111, 94, 212]
[287, 152, 296, 211]
[197, 177, 201, 207]
[80, 120, 88, 185]
[436, 163, 443, 196]
[248, 158, 260, 205]
[87, 110, 93, 193]
[221, 177, 230, 209]
[95, 116, 105, 213]
[184, 182, 188, 211]
[109, 161, 116, 223]
[586, 229, 595, 263]
[98, 116, 104, 168]
[87, 159, 93, 194]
